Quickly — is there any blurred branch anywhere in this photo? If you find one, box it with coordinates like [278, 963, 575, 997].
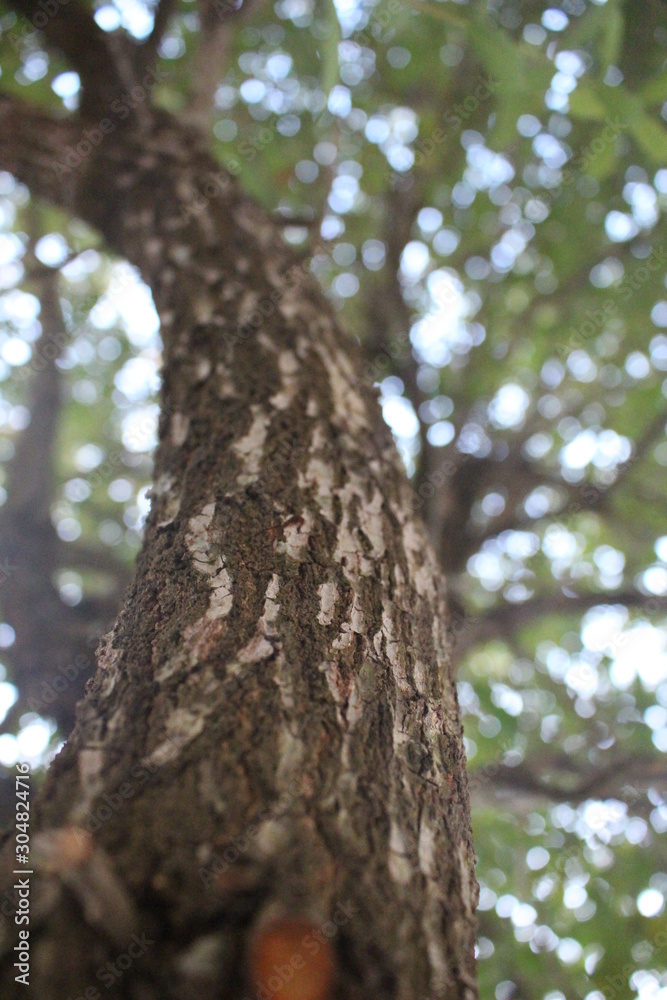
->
[3, 281, 61, 519]
[0, 260, 81, 733]
[184, 0, 272, 129]
[426, 444, 546, 575]
[4, 0, 122, 116]
[23, 249, 93, 282]
[136, 0, 182, 73]
[454, 588, 667, 660]
[0, 93, 85, 208]
[438, 397, 667, 578]
[404, 0, 468, 30]
[364, 186, 420, 383]
[471, 752, 667, 806]
[0, 235, 121, 735]
[577, 404, 667, 515]
[362, 185, 429, 478]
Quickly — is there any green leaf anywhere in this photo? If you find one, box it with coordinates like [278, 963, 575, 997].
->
[599, 0, 624, 68]
[640, 72, 667, 104]
[315, 0, 342, 100]
[602, 86, 667, 162]
[568, 85, 607, 121]
[403, 0, 468, 30]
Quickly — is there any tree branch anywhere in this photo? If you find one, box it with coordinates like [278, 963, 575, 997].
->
[184, 0, 272, 129]
[470, 752, 667, 806]
[438, 396, 667, 578]
[0, 93, 84, 207]
[578, 403, 667, 515]
[4, 0, 122, 115]
[0, 246, 110, 733]
[136, 0, 181, 73]
[455, 588, 667, 659]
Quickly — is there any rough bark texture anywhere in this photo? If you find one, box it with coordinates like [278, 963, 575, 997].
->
[0, 100, 478, 999]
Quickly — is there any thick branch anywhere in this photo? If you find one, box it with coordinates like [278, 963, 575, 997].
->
[0, 93, 84, 207]
[136, 0, 181, 73]
[5, 0, 122, 114]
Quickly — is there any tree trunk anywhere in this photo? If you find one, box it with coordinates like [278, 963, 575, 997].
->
[0, 104, 478, 999]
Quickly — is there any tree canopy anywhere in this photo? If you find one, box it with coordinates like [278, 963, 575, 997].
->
[0, 0, 665, 997]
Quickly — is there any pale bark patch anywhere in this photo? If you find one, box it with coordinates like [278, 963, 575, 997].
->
[277, 510, 314, 561]
[232, 405, 270, 485]
[170, 412, 190, 446]
[186, 503, 234, 619]
[388, 821, 413, 886]
[317, 581, 339, 625]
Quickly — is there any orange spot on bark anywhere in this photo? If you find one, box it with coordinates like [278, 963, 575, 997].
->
[35, 825, 93, 874]
[247, 916, 336, 1000]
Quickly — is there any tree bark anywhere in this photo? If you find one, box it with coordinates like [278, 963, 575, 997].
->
[0, 98, 478, 999]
